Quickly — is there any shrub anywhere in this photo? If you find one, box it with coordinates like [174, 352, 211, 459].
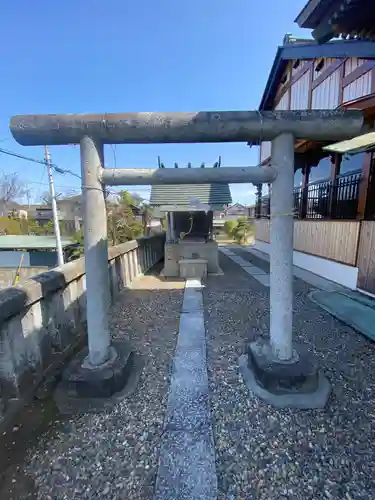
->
[0, 217, 22, 235]
[224, 220, 237, 238]
[232, 216, 252, 244]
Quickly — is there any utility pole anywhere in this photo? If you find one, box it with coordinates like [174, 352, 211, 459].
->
[44, 146, 64, 267]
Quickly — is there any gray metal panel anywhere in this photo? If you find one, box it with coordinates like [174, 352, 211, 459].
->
[150, 184, 232, 207]
[323, 132, 375, 154]
[0, 250, 57, 268]
[0, 235, 74, 250]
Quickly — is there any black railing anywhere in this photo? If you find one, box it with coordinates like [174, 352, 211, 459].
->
[260, 196, 270, 218]
[332, 170, 362, 219]
[257, 170, 361, 220]
[365, 155, 375, 219]
[308, 170, 361, 219]
[293, 186, 303, 218]
[306, 178, 331, 219]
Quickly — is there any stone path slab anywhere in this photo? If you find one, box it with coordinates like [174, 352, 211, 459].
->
[219, 247, 270, 287]
[154, 279, 217, 500]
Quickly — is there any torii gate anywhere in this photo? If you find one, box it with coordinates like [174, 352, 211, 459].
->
[10, 110, 365, 409]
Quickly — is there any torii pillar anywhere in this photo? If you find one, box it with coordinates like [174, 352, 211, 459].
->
[239, 132, 331, 409]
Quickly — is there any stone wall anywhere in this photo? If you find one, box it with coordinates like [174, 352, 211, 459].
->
[0, 267, 49, 288]
[0, 234, 165, 423]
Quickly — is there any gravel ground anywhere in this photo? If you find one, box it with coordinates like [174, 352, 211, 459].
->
[24, 276, 183, 500]
[205, 251, 375, 500]
[7, 250, 375, 499]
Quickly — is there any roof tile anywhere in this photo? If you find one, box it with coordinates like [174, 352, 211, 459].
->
[150, 183, 232, 207]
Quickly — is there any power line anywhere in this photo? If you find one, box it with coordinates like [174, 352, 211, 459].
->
[110, 144, 117, 169]
[8, 179, 149, 203]
[0, 147, 81, 180]
[0, 146, 151, 200]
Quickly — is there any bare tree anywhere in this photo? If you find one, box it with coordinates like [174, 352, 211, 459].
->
[24, 187, 33, 207]
[0, 173, 25, 215]
[0, 173, 25, 202]
[40, 188, 79, 205]
[40, 191, 53, 205]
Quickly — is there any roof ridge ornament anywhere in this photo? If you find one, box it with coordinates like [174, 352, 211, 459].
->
[283, 33, 297, 45]
[156, 156, 222, 169]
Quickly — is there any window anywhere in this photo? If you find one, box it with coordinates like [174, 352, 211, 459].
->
[293, 59, 301, 69]
[315, 59, 325, 73]
[280, 69, 290, 86]
[294, 168, 303, 187]
[309, 156, 332, 183]
[339, 152, 365, 175]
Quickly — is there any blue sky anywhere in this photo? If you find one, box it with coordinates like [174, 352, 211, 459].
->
[1, 0, 309, 205]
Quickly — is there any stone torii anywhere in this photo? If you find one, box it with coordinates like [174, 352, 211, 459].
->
[10, 109, 365, 410]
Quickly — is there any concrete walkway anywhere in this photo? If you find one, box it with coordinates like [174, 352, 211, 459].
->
[223, 244, 375, 343]
[207, 248, 375, 499]
[4, 255, 375, 499]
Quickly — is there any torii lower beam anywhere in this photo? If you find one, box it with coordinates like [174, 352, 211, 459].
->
[9, 109, 365, 412]
[100, 165, 277, 185]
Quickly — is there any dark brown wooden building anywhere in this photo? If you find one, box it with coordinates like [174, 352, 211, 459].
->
[252, 35, 375, 294]
[296, 0, 375, 44]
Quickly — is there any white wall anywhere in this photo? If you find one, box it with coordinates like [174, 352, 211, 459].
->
[253, 240, 358, 290]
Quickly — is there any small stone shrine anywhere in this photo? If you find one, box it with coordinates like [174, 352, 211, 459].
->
[150, 160, 232, 278]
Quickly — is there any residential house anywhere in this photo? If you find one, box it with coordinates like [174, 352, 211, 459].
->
[57, 194, 151, 229]
[26, 205, 55, 226]
[214, 203, 252, 219]
[252, 34, 375, 293]
[57, 195, 82, 231]
[224, 203, 249, 219]
[26, 195, 83, 234]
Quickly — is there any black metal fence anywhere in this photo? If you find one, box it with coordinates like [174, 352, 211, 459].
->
[305, 179, 331, 219]
[258, 170, 361, 220]
[333, 170, 362, 219]
[293, 186, 303, 218]
[260, 196, 270, 218]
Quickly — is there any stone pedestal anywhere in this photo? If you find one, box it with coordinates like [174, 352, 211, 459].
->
[179, 258, 207, 279]
[54, 340, 142, 414]
[239, 339, 331, 409]
[164, 241, 219, 277]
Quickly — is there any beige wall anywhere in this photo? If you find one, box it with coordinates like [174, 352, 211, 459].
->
[255, 219, 360, 266]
